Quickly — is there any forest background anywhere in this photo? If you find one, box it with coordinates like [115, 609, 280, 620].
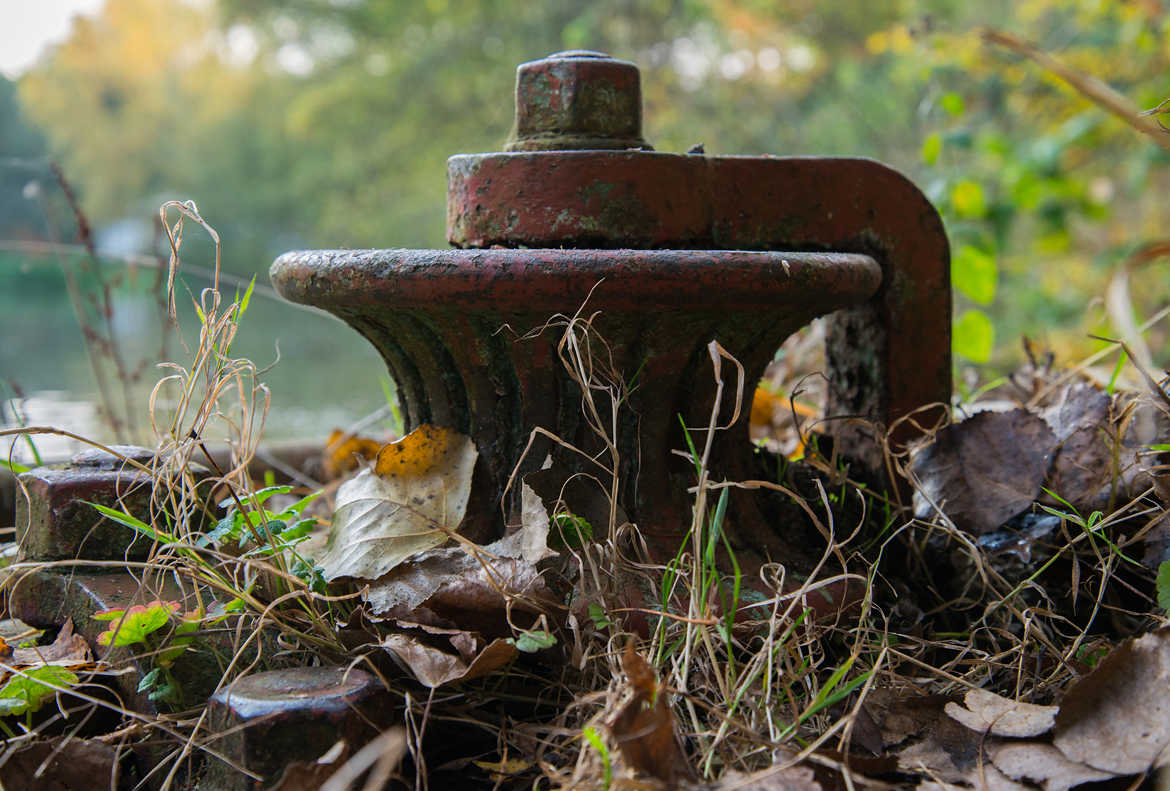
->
[2, 0, 1168, 445]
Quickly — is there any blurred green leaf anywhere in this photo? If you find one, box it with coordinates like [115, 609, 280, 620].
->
[954, 310, 995, 363]
[588, 603, 616, 629]
[941, 92, 965, 115]
[921, 132, 942, 165]
[1158, 560, 1170, 612]
[951, 180, 986, 219]
[952, 245, 997, 305]
[509, 629, 557, 653]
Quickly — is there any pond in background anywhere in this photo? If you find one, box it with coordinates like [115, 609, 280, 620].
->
[1, 253, 390, 462]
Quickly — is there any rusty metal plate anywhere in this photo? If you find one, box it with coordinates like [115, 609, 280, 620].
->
[447, 151, 951, 457]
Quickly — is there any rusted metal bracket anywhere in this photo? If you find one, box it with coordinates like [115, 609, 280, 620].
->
[272, 51, 950, 567]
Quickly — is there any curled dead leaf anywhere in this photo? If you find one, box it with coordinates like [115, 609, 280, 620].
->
[0, 736, 117, 790]
[320, 426, 477, 581]
[1042, 386, 1169, 512]
[944, 688, 1057, 737]
[912, 409, 1057, 535]
[714, 765, 821, 790]
[608, 643, 693, 786]
[363, 530, 556, 637]
[381, 632, 516, 688]
[989, 742, 1114, 791]
[1053, 629, 1170, 775]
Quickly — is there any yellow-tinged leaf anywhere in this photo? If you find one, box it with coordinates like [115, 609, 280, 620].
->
[319, 426, 478, 581]
[951, 180, 986, 219]
[473, 758, 532, 782]
[375, 425, 459, 478]
[954, 309, 995, 363]
[323, 428, 382, 479]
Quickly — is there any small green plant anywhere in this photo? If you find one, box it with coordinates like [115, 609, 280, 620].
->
[1038, 488, 1142, 568]
[1157, 560, 1170, 613]
[0, 665, 80, 735]
[551, 510, 593, 549]
[507, 628, 557, 654]
[201, 485, 322, 587]
[209, 485, 326, 593]
[93, 598, 240, 706]
[587, 602, 615, 630]
[582, 726, 612, 791]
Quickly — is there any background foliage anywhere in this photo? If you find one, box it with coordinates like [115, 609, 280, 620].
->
[5, 0, 1170, 374]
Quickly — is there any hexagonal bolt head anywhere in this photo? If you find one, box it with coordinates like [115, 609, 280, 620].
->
[14, 445, 201, 562]
[204, 667, 389, 789]
[505, 50, 652, 151]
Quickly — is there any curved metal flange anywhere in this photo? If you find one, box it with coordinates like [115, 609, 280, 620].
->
[272, 248, 881, 558]
[447, 151, 952, 468]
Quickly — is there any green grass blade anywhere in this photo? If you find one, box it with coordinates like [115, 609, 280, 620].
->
[85, 501, 174, 544]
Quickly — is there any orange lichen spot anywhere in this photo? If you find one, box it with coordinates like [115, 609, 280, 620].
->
[375, 425, 458, 479]
[750, 387, 819, 429]
[749, 386, 777, 428]
[323, 428, 383, 479]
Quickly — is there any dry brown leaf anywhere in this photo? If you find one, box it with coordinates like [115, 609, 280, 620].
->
[714, 764, 821, 790]
[608, 643, 693, 786]
[363, 536, 554, 637]
[9, 619, 92, 668]
[0, 736, 118, 790]
[916, 762, 1026, 791]
[1042, 386, 1169, 512]
[912, 409, 1057, 535]
[1041, 383, 1114, 511]
[860, 687, 955, 749]
[322, 428, 383, 480]
[1053, 628, 1170, 774]
[989, 742, 1115, 791]
[944, 688, 1057, 737]
[896, 710, 995, 786]
[473, 757, 532, 784]
[518, 482, 558, 564]
[320, 425, 477, 581]
[1041, 383, 1111, 442]
[381, 633, 516, 687]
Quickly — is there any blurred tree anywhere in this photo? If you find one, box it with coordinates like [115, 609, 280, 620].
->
[18, 0, 256, 222]
[0, 77, 50, 239]
[877, 0, 1170, 365]
[14, 0, 1170, 368]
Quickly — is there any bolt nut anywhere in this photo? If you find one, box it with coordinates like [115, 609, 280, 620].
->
[205, 667, 388, 789]
[15, 446, 206, 562]
[506, 50, 651, 152]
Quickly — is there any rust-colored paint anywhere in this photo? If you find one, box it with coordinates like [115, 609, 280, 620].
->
[207, 667, 388, 789]
[506, 50, 650, 152]
[269, 50, 951, 569]
[447, 151, 951, 464]
[273, 249, 882, 564]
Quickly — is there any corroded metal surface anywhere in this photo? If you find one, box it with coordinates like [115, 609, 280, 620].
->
[273, 249, 881, 560]
[506, 51, 649, 152]
[8, 569, 176, 639]
[15, 446, 157, 562]
[270, 50, 951, 567]
[206, 667, 387, 789]
[447, 152, 952, 459]
[211, 666, 379, 719]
